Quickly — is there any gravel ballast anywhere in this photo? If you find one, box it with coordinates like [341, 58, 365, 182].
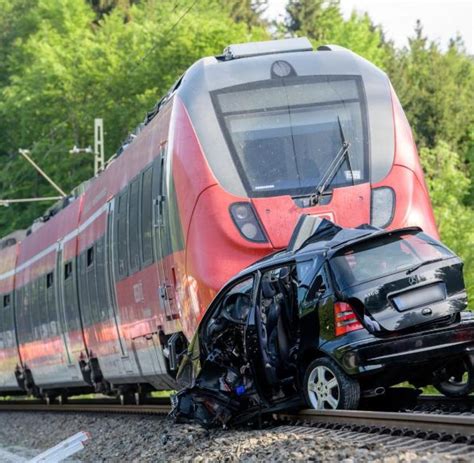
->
[0, 412, 468, 462]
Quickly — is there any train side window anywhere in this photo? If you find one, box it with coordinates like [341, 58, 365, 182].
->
[46, 272, 53, 288]
[141, 166, 154, 266]
[3, 294, 10, 308]
[129, 177, 141, 274]
[64, 261, 72, 280]
[115, 188, 129, 279]
[87, 247, 94, 267]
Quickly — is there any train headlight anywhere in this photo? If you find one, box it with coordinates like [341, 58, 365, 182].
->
[370, 187, 395, 228]
[230, 202, 268, 243]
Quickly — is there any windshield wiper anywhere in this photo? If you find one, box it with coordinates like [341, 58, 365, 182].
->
[406, 258, 444, 275]
[309, 116, 354, 206]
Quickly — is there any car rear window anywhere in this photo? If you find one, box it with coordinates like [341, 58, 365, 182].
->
[330, 231, 454, 288]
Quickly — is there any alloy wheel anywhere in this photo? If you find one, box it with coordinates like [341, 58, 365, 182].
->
[306, 365, 340, 409]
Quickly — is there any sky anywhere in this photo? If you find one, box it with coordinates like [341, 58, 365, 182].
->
[264, 0, 474, 54]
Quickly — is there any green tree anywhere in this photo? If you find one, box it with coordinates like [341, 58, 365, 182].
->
[387, 22, 474, 154]
[285, 0, 388, 67]
[219, 0, 268, 28]
[420, 142, 474, 295]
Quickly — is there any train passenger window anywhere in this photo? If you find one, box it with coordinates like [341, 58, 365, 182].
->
[64, 261, 72, 280]
[87, 247, 94, 267]
[3, 294, 10, 308]
[129, 177, 141, 274]
[141, 166, 154, 266]
[115, 188, 129, 279]
[46, 272, 53, 288]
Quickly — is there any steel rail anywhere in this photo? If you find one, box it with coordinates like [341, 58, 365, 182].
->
[0, 399, 473, 437]
[275, 408, 474, 437]
[0, 402, 171, 415]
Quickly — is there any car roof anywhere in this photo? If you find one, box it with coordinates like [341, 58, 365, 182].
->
[232, 221, 423, 282]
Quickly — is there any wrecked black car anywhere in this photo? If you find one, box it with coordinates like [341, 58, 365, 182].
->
[172, 216, 474, 427]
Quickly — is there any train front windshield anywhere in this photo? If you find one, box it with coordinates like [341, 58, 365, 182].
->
[212, 76, 368, 197]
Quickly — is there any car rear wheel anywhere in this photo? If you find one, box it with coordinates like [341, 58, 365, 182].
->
[435, 357, 474, 398]
[303, 357, 360, 410]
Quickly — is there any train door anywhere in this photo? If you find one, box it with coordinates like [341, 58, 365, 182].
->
[106, 200, 127, 356]
[55, 245, 73, 365]
[152, 144, 179, 322]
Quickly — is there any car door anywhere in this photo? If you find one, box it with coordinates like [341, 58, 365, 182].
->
[244, 264, 301, 400]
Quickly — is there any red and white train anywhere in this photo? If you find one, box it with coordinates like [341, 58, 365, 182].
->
[0, 38, 437, 400]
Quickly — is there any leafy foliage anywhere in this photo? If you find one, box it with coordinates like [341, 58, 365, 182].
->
[420, 142, 474, 295]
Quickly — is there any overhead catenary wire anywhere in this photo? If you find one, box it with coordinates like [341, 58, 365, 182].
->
[129, 0, 199, 74]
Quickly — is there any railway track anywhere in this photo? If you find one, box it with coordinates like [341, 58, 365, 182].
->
[274, 407, 474, 459]
[0, 396, 473, 457]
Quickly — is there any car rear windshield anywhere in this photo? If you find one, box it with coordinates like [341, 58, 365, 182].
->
[330, 231, 455, 288]
[211, 76, 368, 197]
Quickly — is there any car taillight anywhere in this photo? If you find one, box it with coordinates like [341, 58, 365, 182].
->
[229, 202, 268, 243]
[334, 302, 363, 336]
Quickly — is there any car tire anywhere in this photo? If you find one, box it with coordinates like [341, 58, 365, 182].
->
[434, 357, 474, 398]
[303, 357, 360, 410]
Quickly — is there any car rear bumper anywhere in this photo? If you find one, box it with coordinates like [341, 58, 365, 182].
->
[331, 320, 474, 376]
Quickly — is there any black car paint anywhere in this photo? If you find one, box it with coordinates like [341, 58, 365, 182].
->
[172, 221, 474, 427]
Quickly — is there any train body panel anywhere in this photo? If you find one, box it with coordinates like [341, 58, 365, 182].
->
[0, 39, 439, 397]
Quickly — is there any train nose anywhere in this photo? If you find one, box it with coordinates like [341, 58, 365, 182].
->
[251, 183, 371, 249]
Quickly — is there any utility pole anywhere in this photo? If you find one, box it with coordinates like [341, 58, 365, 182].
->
[69, 118, 105, 176]
[94, 118, 104, 175]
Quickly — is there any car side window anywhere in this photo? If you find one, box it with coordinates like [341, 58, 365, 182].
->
[306, 271, 328, 302]
[299, 263, 331, 315]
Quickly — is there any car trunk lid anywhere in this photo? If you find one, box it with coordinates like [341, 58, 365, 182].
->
[330, 231, 468, 333]
[354, 259, 466, 332]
